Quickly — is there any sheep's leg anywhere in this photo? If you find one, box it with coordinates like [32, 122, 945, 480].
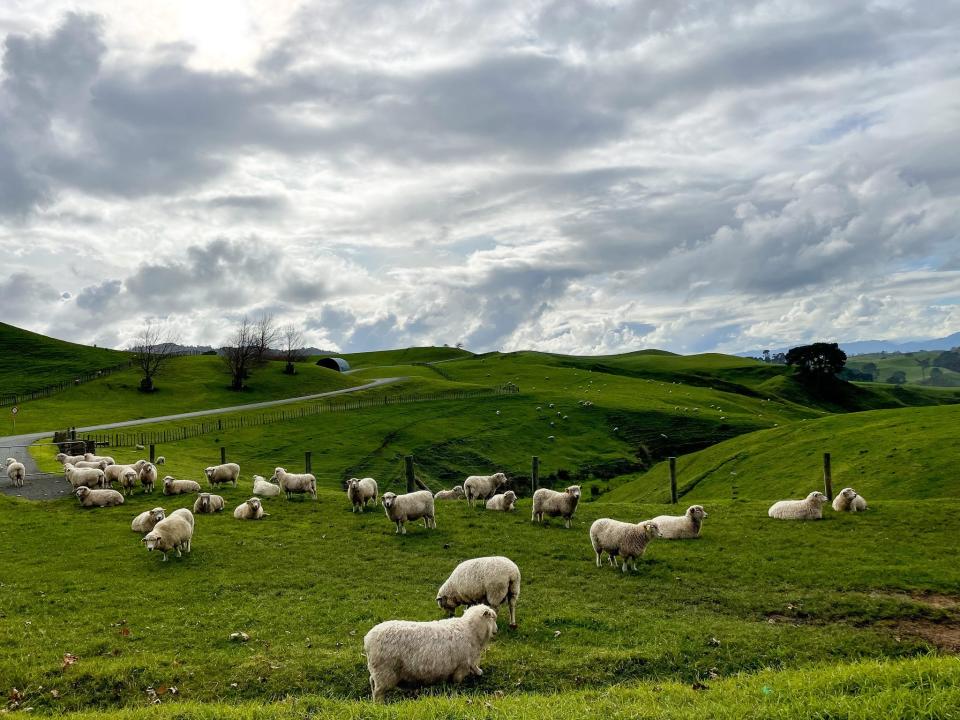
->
[175, 546, 182, 558]
[595, 550, 602, 567]
[469, 663, 483, 676]
[161, 552, 168, 562]
[508, 593, 517, 628]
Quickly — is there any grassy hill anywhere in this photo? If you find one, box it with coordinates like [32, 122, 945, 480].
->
[847, 350, 960, 386]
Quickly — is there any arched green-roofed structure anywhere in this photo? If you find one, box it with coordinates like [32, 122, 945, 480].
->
[316, 357, 350, 372]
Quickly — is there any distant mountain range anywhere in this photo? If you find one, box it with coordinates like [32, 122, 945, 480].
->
[738, 331, 960, 358]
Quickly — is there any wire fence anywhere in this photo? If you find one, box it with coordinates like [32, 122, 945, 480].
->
[0, 361, 135, 408]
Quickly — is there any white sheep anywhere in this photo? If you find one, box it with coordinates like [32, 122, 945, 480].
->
[485, 491, 517, 512]
[142, 508, 194, 561]
[155, 456, 166, 465]
[140, 463, 159, 493]
[104, 463, 138, 486]
[437, 556, 521, 628]
[55, 452, 86, 465]
[131, 507, 166, 533]
[463, 472, 508, 506]
[252, 474, 281, 498]
[768, 491, 828, 520]
[162, 476, 202, 495]
[648, 505, 708, 539]
[271, 467, 317, 499]
[64, 464, 106, 490]
[5, 458, 25, 488]
[75, 486, 125, 507]
[532, 485, 581, 528]
[194, 492, 225, 514]
[589, 518, 662, 572]
[364, 604, 498, 702]
[832, 487, 868, 513]
[73, 460, 108, 470]
[84, 453, 115, 465]
[382, 490, 436, 534]
[347, 477, 379, 512]
[204, 462, 240, 487]
[135, 444, 145, 451]
[434, 485, 465, 501]
[118, 467, 140, 496]
[233, 497, 268, 520]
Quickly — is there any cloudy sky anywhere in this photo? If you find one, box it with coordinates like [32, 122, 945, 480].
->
[1, 1, 959, 354]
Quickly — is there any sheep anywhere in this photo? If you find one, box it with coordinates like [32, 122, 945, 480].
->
[252, 474, 281, 498]
[118, 467, 140, 496]
[84, 453, 115, 466]
[136, 444, 145, 451]
[363, 604, 498, 702]
[5, 458, 25, 488]
[648, 505, 708, 539]
[155, 456, 165, 465]
[63, 464, 106, 490]
[347, 477, 379, 512]
[162, 476, 202, 495]
[532, 485, 581, 528]
[131, 507, 166, 533]
[434, 485, 465, 501]
[271, 467, 317, 500]
[589, 518, 662, 572]
[55, 452, 86, 465]
[768, 491, 829, 520]
[194, 492, 225, 514]
[73, 460, 108, 470]
[832, 487, 868, 513]
[75, 486, 125, 508]
[485, 491, 517, 512]
[204, 463, 240, 488]
[140, 463, 159, 493]
[233, 497, 268, 520]
[382, 490, 436, 534]
[437, 556, 521, 628]
[104, 463, 138, 486]
[142, 508, 194, 561]
[463, 472, 508, 506]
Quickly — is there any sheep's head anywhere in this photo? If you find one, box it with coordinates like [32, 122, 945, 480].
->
[503, 491, 517, 502]
[151, 508, 166, 523]
[839, 487, 858, 501]
[247, 498, 261, 513]
[382, 492, 397, 509]
[436, 593, 457, 614]
[643, 521, 663, 538]
[75, 487, 90, 500]
[689, 505, 708, 519]
[453, 485, 465, 496]
[347, 478, 359, 492]
[142, 532, 160, 551]
[55, 453, 67, 463]
[493, 472, 508, 487]
[123, 469, 137, 483]
[808, 491, 828, 504]
[164, 477, 175, 489]
[198, 493, 210, 510]
[271, 468, 285, 483]
[466, 604, 499, 636]
[203, 467, 215, 480]
[567, 485, 582, 499]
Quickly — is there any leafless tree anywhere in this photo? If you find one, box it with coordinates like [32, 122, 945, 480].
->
[222, 315, 277, 390]
[280, 324, 307, 374]
[130, 321, 180, 392]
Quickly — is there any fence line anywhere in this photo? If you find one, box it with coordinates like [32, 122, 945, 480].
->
[77, 384, 520, 448]
[0, 361, 135, 407]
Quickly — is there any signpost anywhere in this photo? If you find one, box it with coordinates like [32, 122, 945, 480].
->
[11, 406, 17, 433]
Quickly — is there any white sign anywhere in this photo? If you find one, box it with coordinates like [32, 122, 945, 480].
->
[11, 406, 18, 415]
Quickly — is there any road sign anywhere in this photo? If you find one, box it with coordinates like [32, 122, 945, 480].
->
[11, 406, 17, 415]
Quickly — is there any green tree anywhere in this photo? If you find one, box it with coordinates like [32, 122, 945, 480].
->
[785, 343, 847, 380]
[886, 370, 907, 385]
[861, 362, 878, 381]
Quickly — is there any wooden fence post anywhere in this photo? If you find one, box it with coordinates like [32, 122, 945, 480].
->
[305, 451, 312, 474]
[532, 456, 540, 494]
[405, 455, 415, 493]
[221, 447, 226, 465]
[669, 457, 678, 504]
[823, 452, 833, 501]
[149, 444, 155, 463]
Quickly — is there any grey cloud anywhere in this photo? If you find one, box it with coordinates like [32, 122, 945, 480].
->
[0, 272, 63, 324]
[75, 278, 122, 312]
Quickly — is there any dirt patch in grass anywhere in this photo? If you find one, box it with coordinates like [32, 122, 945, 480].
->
[894, 620, 960, 652]
[871, 590, 960, 610]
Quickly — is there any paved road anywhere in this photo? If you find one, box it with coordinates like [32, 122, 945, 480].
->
[0, 376, 403, 500]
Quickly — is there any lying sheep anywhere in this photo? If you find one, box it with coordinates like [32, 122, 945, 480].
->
[136, 444, 145, 451]
[5, 458, 25, 488]
[464, 472, 508, 506]
[485, 491, 517, 512]
[437, 556, 521, 628]
[347, 477, 378, 512]
[382, 490, 436, 534]
[768, 491, 828, 520]
[648, 505, 708, 539]
[142, 508, 194, 561]
[204, 462, 240, 487]
[84, 453, 115, 466]
[131, 507, 166, 533]
[434, 485, 465, 501]
[589, 518, 662, 572]
[139, 463, 159, 493]
[833, 487, 868, 513]
[364, 604, 498, 702]
[75, 486, 124, 507]
[532, 486, 581, 528]
[252, 474, 281, 498]
[64, 463, 105, 490]
[272, 467, 317, 500]
[163, 476, 201, 495]
[155, 456, 165, 465]
[233, 497, 268, 520]
[56, 452, 86, 465]
[194, 492, 225, 514]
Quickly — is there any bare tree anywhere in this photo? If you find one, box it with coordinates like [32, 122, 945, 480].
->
[222, 315, 277, 390]
[280, 324, 307, 374]
[130, 321, 180, 393]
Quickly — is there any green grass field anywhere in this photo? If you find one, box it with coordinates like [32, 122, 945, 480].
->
[847, 350, 960, 386]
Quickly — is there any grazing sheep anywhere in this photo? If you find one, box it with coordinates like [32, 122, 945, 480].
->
[142, 508, 194, 561]
[55, 452, 86, 465]
[648, 505, 708, 539]
[131, 507, 166, 533]
[163, 476, 202, 495]
[194, 492, 225, 514]
[64, 464, 106, 490]
[155, 456, 165, 465]
[139, 463, 159, 493]
[435, 485, 466, 501]
[832, 487, 868, 513]
[84, 453, 115, 466]
[589, 518, 662, 572]
[347, 477, 379, 512]
[252, 474, 281, 498]
[382, 490, 436, 534]
[5, 458, 25, 488]
[437, 556, 521, 628]
[74, 459, 108, 470]
[532, 486, 581, 528]
[204, 463, 240, 487]
[485, 491, 517, 512]
[233, 497, 268, 520]
[364, 604, 498, 702]
[463, 472, 508, 506]
[271, 467, 317, 499]
[75, 486, 124, 507]
[768, 491, 828, 520]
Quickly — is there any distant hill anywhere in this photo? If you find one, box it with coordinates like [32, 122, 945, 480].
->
[738, 331, 960, 358]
